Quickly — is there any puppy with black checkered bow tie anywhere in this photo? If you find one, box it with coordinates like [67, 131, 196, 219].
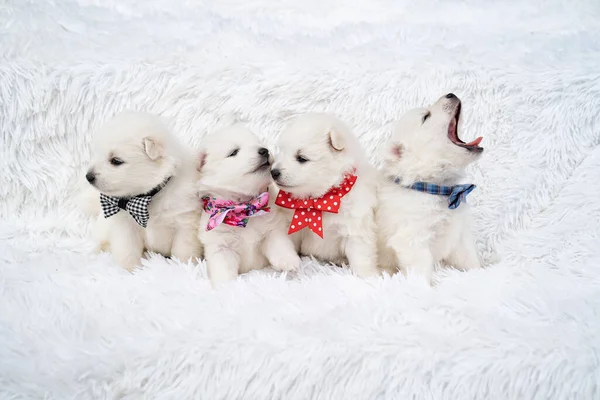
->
[79, 112, 202, 271]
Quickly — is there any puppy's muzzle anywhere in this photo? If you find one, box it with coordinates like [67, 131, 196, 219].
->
[258, 147, 269, 159]
[253, 147, 272, 173]
[271, 168, 281, 180]
[441, 92, 461, 113]
[86, 170, 96, 185]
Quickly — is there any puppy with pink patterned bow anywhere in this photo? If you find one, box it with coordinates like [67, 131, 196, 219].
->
[196, 125, 300, 287]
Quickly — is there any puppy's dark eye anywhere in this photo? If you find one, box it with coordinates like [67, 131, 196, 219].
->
[228, 148, 239, 158]
[110, 157, 124, 166]
[296, 155, 308, 164]
[422, 112, 431, 124]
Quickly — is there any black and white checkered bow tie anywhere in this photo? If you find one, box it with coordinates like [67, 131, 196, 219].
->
[99, 177, 171, 228]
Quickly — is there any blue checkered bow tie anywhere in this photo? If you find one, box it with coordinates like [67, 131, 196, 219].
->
[99, 177, 171, 228]
[392, 177, 476, 209]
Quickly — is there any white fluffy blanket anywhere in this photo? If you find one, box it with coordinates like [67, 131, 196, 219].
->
[1, 0, 600, 398]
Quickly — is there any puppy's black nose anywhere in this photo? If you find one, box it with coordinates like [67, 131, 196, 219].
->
[258, 147, 269, 158]
[445, 93, 456, 99]
[85, 171, 96, 184]
[271, 169, 281, 180]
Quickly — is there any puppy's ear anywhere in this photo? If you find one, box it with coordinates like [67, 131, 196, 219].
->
[328, 127, 345, 152]
[142, 137, 164, 160]
[197, 151, 207, 172]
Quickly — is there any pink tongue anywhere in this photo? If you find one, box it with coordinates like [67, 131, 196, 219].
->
[464, 136, 483, 147]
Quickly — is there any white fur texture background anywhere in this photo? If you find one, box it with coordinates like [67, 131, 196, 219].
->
[1, 0, 600, 398]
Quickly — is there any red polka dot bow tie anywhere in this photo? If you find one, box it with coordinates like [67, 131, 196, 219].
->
[275, 173, 358, 238]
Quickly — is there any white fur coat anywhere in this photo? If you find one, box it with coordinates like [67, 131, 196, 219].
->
[1, 0, 599, 398]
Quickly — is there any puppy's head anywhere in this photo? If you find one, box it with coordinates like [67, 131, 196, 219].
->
[271, 113, 361, 198]
[196, 125, 272, 199]
[384, 93, 483, 182]
[86, 112, 179, 197]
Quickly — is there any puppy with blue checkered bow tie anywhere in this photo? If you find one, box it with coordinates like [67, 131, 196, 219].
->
[376, 93, 484, 284]
[79, 112, 202, 271]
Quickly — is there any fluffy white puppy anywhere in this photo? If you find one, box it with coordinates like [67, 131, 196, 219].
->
[197, 125, 300, 287]
[82, 111, 202, 271]
[270, 113, 379, 278]
[377, 93, 484, 283]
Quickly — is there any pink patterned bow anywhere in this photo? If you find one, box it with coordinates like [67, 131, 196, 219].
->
[202, 191, 270, 231]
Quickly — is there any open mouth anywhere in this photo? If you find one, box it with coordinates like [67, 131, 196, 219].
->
[448, 102, 483, 152]
[252, 160, 271, 173]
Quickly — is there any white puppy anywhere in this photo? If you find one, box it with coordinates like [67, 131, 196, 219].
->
[82, 111, 202, 271]
[377, 93, 483, 283]
[196, 125, 300, 287]
[270, 113, 379, 278]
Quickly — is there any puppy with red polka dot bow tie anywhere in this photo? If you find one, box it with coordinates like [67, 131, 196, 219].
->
[271, 113, 380, 278]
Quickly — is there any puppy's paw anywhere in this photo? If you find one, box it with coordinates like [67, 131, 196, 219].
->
[405, 264, 433, 285]
[209, 269, 238, 288]
[270, 253, 301, 272]
[446, 247, 482, 271]
[113, 253, 143, 272]
[457, 260, 482, 271]
[122, 261, 140, 273]
[350, 262, 381, 278]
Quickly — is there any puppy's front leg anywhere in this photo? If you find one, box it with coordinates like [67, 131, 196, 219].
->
[206, 245, 240, 288]
[345, 235, 380, 278]
[171, 224, 203, 263]
[110, 221, 144, 272]
[446, 229, 481, 271]
[389, 235, 434, 284]
[262, 230, 300, 272]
